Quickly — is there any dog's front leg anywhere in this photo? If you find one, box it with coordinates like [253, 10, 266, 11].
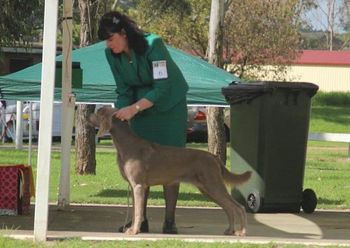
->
[125, 184, 146, 235]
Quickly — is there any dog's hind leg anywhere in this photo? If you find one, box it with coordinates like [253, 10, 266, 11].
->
[196, 182, 246, 236]
[230, 197, 247, 236]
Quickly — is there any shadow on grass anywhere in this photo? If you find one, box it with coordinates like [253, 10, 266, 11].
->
[94, 189, 209, 202]
[312, 106, 350, 126]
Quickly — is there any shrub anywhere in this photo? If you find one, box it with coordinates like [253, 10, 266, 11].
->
[312, 92, 350, 106]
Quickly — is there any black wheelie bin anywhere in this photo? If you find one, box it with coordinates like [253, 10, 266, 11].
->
[222, 81, 318, 213]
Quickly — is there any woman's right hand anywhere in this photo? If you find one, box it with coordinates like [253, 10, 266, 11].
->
[114, 105, 138, 121]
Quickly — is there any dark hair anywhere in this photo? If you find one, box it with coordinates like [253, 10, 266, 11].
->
[98, 11, 148, 55]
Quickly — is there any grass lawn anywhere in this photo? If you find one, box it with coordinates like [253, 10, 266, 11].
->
[0, 236, 330, 248]
[0, 140, 349, 209]
[310, 105, 350, 133]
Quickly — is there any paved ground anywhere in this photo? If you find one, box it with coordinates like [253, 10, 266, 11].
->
[1, 204, 349, 246]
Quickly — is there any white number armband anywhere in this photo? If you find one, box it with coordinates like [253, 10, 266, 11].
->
[152, 60, 168, 80]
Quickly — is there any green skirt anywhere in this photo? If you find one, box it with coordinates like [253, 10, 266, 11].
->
[130, 98, 187, 148]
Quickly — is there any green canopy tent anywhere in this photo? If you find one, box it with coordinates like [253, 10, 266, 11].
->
[0, 42, 240, 105]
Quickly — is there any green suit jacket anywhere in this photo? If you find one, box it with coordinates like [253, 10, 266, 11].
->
[105, 33, 189, 112]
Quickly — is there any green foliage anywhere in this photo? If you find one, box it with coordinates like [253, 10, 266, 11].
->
[130, 0, 210, 55]
[299, 31, 328, 50]
[312, 92, 350, 107]
[0, 0, 44, 46]
[299, 0, 350, 50]
[299, 31, 347, 50]
[338, 32, 350, 50]
[224, 0, 301, 80]
[0, 52, 5, 75]
[57, 2, 85, 46]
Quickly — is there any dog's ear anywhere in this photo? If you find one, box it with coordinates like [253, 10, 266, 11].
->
[95, 106, 115, 137]
[88, 113, 99, 127]
[96, 127, 107, 137]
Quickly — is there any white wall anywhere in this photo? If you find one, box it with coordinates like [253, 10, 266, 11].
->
[285, 65, 350, 92]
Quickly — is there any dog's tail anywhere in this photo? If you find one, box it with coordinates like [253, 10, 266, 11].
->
[221, 165, 252, 186]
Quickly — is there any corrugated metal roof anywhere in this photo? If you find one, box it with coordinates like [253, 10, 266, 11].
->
[294, 50, 350, 66]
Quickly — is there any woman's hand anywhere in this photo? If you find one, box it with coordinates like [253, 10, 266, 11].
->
[114, 99, 154, 121]
[114, 105, 138, 121]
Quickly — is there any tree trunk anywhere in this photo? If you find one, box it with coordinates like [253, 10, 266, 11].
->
[327, 0, 336, 51]
[75, 104, 96, 174]
[207, 106, 226, 163]
[207, 0, 226, 164]
[75, 0, 98, 174]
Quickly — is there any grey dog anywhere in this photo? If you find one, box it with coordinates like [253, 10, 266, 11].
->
[89, 106, 251, 236]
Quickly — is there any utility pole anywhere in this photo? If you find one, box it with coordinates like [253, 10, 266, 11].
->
[207, 0, 226, 164]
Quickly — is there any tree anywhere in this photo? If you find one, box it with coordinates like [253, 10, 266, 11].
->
[132, 0, 209, 56]
[338, 0, 350, 49]
[0, 0, 44, 46]
[206, 0, 226, 164]
[224, 0, 301, 80]
[302, 0, 349, 50]
[75, 0, 106, 175]
[0, 0, 44, 74]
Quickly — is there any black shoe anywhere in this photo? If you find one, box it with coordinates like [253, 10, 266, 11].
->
[162, 220, 178, 234]
[118, 219, 149, 233]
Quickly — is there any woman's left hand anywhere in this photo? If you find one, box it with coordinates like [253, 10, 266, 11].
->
[114, 106, 137, 121]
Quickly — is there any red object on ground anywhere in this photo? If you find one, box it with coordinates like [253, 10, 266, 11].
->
[0, 165, 34, 215]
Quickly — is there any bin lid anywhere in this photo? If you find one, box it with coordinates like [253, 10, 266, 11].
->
[222, 81, 319, 104]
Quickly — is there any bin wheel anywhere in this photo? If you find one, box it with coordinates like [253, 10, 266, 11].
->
[246, 190, 261, 213]
[301, 188, 317, 214]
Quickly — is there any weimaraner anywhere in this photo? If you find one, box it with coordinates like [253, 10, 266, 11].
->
[89, 106, 251, 236]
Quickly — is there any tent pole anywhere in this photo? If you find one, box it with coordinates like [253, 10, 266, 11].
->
[34, 0, 59, 242]
[58, 0, 74, 209]
[15, 101, 23, 149]
[28, 102, 33, 166]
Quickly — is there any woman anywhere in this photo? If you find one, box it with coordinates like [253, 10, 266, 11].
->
[98, 11, 188, 234]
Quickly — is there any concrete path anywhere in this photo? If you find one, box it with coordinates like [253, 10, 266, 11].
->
[1, 204, 349, 246]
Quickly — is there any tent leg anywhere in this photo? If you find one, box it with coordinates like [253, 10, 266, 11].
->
[28, 102, 33, 166]
[15, 101, 23, 150]
[34, 0, 59, 242]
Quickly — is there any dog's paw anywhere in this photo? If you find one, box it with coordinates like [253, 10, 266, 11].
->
[224, 228, 234, 235]
[234, 229, 246, 237]
[125, 227, 139, 235]
[224, 228, 246, 236]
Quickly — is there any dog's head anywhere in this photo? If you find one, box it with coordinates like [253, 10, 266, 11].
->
[88, 106, 117, 137]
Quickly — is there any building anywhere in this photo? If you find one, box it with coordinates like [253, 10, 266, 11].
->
[263, 50, 350, 92]
[0, 43, 62, 76]
[285, 50, 350, 92]
[0, 45, 43, 75]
